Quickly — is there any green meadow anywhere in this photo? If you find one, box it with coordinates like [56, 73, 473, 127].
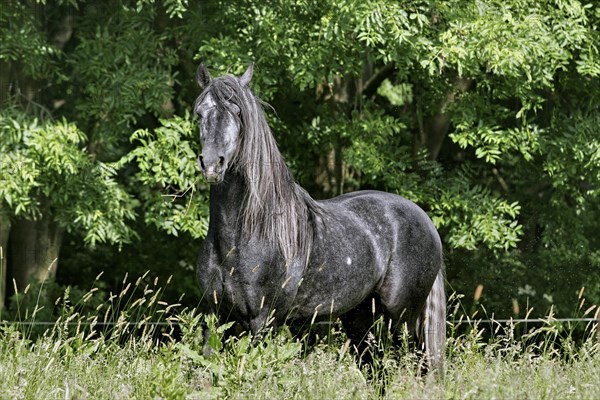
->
[1, 279, 598, 400]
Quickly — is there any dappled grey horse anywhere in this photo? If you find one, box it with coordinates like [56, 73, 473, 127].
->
[194, 63, 446, 371]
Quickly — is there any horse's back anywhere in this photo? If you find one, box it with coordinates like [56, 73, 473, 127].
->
[319, 190, 441, 258]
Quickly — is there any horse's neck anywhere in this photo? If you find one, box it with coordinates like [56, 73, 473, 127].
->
[209, 170, 245, 229]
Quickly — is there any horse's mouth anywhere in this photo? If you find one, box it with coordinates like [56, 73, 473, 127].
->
[203, 172, 223, 184]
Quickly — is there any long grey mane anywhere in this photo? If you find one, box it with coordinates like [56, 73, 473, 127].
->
[200, 75, 321, 264]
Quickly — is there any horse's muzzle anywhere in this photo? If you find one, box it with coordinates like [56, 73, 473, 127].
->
[203, 171, 223, 183]
[198, 155, 225, 183]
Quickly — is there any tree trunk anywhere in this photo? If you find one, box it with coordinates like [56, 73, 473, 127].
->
[10, 217, 63, 294]
[0, 212, 10, 311]
[314, 75, 356, 197]
[0, 60, 11, 107]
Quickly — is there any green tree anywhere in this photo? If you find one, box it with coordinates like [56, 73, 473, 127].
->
[1, 0, 599, 318]
[0, 0, 183, 309]
[0, 110, 136, 305]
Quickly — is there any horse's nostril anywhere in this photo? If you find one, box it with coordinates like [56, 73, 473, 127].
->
[219, 156, 225, 166]
[198, 155, 205, 170]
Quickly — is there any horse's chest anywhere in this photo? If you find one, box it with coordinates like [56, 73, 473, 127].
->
[219, 273, 253, 312]
[204, 259, 278, 315]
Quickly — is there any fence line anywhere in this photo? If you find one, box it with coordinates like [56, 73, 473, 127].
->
[451, 317, 599, 325]
[0, 317, 598, 327]
[0, 321, 175, 326]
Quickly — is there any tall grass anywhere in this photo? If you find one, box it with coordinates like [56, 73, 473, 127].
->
[1, 276, 599, 399]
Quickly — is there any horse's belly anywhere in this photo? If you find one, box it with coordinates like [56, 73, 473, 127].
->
[293, 246, 383, 319]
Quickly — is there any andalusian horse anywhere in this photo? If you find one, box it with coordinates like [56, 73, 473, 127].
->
[194, 63, 446, 371]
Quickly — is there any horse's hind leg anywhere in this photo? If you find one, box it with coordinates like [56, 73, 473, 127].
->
[340, 294, 385, 364]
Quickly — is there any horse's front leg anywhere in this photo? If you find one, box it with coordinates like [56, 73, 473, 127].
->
[249, 309, 279, 343]
[202, 323, 214, 356]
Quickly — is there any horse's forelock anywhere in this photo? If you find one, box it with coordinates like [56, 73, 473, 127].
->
[198, 77, 242, 114]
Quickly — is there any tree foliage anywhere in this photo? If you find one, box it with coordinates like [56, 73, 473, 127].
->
[0, 110, 136, 246]
[1, 0, 599, 316]
[120, 114, 208, 238]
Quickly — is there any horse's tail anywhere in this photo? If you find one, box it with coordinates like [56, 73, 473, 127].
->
[416, 265, 446, 373]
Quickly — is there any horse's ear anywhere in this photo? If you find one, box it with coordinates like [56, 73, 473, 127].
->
[196, 63, 211, 89]
[239, 63, 254, 87]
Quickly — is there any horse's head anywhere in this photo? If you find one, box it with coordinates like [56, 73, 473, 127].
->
[194, 63, 253, 183]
